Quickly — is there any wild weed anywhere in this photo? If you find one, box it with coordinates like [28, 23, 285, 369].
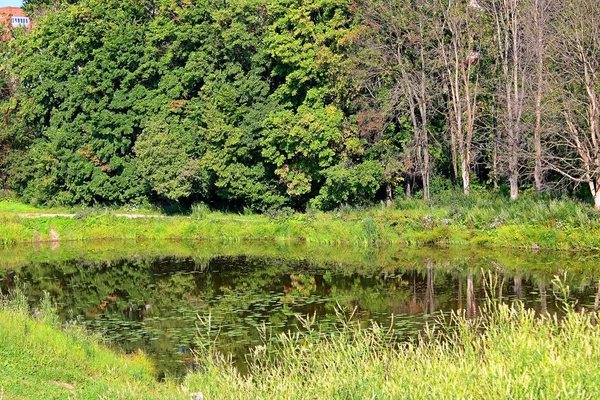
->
[186, 279, 600, 399]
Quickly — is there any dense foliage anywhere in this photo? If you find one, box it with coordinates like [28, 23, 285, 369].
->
[1, 0, 599, 210]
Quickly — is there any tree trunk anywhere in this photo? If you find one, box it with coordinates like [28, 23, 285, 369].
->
[386, 183, 393, 208]
[506, 73, 519, 201]
[438, 0, 479, 197]
[422, 132, 431, 201]
[534, 44, 544, 192]
[492, 0, 523, 201]
[533, 0, 545, 193]
[461, 152, 470, 196]
[492, 100, 499, 190]
[589, 179, 600, 210]
[509, 6, 521, 202]
[449, 97, 459, 184]
[534, 111, 543, 192]
[419, 47, 431, 202]
[492, 139, 499, 191]
[509, 139, 519, 201]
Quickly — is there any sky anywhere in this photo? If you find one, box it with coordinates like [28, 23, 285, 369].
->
[0, 0, 23, 7]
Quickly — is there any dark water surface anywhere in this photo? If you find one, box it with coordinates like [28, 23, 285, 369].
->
[2, 241, 600, 378]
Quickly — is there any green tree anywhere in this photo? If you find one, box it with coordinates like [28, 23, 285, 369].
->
[134, 117, 207, 202]
[261, 0, 357, 207]
[311, 160, 383, 210]
[6, 0, 151, 205]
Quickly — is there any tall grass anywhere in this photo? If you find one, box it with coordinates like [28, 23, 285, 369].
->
[186, 296, 600, 399]
[0, 287, 186, 399]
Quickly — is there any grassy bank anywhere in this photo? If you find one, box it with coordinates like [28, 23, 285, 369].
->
[0, 291, 184, 399]
[3, 286, 600, 399]
[2, 190, 600, 250]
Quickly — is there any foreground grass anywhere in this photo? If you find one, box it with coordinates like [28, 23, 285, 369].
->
[188, 301, 600, 399]
[3, 286, 600, 399]
[0, 293, 185, 399]
[2, 189, 600, 250]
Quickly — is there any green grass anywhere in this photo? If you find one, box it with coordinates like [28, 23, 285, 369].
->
[185, 287, 600, 399]
[0, 290, 186, 399]
[0, 201, 49, 214]
[2, 189, 600, 250]
[0, 198, 163, 216]
[3, 280, 600, 399]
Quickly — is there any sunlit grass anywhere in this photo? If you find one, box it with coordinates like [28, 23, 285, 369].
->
[186, 296, 600, 399]
[0, 199, 165, 216]
[1, 191, 600, 249]
[0, 288, 185, 399]
[0, 200, 55, 214]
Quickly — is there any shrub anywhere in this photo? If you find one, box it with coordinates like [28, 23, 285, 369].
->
[312, 161, 384, 211]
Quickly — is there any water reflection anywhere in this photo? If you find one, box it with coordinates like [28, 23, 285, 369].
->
[467, 274, 476, 318]
[595, 280, 600, 312]
[539, 283, 548, 315]
[2, 242, 600, 378]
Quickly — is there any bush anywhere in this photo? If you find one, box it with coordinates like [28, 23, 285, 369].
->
[0, 189, 16, 201]
[191, 202, 211, 220]
[311, 161, 384, 211]
[265, 206, 296, 222]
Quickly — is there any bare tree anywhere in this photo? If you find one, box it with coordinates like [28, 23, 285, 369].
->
[409, 4, 433, 201]
[436, 0, 485, 195]
[487, 0, 528, 200]
[529, 0, 552, 192]
[549, 0, 600, 208]
[357, 0, 436, 201]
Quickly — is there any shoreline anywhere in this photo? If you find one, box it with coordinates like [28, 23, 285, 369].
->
[3, 195, 600, 251]
[2, 212, 600, 252]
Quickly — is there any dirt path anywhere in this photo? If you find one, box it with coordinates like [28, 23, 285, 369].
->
[16, 213, 168, 219]
[14, 213, 263, 222]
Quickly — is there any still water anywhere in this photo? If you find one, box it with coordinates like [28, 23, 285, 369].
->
[2, 241, 600, 378]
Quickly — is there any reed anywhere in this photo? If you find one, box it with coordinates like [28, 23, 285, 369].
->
[186, 298, 600, 399]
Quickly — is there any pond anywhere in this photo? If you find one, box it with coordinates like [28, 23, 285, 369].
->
[2, 241, 600, 379]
